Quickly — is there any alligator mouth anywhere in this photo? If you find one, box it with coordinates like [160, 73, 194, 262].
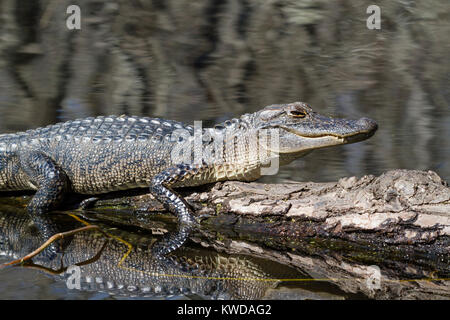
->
[341, 128, 377, 144]
[279, 117, 378, 145]
[262, 117, 377, 154]
[280, 127, 376, 144]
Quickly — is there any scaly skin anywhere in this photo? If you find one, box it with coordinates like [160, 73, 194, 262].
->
[0, 102, 378, 251]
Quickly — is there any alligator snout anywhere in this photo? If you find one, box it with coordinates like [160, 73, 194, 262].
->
[356, 117, 378, 133]
[342, 117, 378, 144]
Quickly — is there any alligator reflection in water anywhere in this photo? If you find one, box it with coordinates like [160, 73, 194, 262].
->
[0, 210, 307, 299]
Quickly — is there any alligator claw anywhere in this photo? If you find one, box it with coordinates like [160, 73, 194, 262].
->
[78, 197, 100, 210]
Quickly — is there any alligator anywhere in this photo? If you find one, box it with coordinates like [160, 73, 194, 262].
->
[0, 210, 305, 299]
[0, 102, 377, 251]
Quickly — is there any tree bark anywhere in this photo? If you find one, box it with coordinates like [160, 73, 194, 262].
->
[88, 169, 449, 244]
[1, 169, 449, 299]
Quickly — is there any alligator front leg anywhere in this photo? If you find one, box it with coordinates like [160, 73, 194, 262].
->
[149, 164, 198, 226]
[19, 151, 69, 250]
[148, 164, 200, 256]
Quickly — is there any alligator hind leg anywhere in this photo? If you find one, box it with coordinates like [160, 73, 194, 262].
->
[19, 151, 69, 252]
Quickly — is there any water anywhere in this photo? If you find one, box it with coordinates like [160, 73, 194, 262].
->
[0, 0, 449, 299]
[0, 210, 357, 300]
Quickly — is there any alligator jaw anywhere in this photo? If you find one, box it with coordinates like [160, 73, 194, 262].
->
[268, 117, 378, 154]
[341, 125, 378, 144]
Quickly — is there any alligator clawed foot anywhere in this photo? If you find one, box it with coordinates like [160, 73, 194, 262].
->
[78, 197, 100, 210]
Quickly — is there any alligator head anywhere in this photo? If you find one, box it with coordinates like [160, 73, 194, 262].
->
[250, 102, 378, 158]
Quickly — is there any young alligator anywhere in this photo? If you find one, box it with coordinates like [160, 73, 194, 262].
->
[0, 102, 377, 244]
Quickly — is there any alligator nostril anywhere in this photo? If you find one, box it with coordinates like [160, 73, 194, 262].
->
[357, 117, 378, 132]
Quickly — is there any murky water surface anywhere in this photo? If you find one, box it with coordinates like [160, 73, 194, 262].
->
[0, 0, 448, 299]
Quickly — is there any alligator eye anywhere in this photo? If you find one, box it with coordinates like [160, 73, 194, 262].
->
[289, 110, 307, 118]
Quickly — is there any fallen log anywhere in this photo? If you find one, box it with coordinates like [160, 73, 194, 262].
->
[0, 169, 449, 299]
[83, 169, 449, 244]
